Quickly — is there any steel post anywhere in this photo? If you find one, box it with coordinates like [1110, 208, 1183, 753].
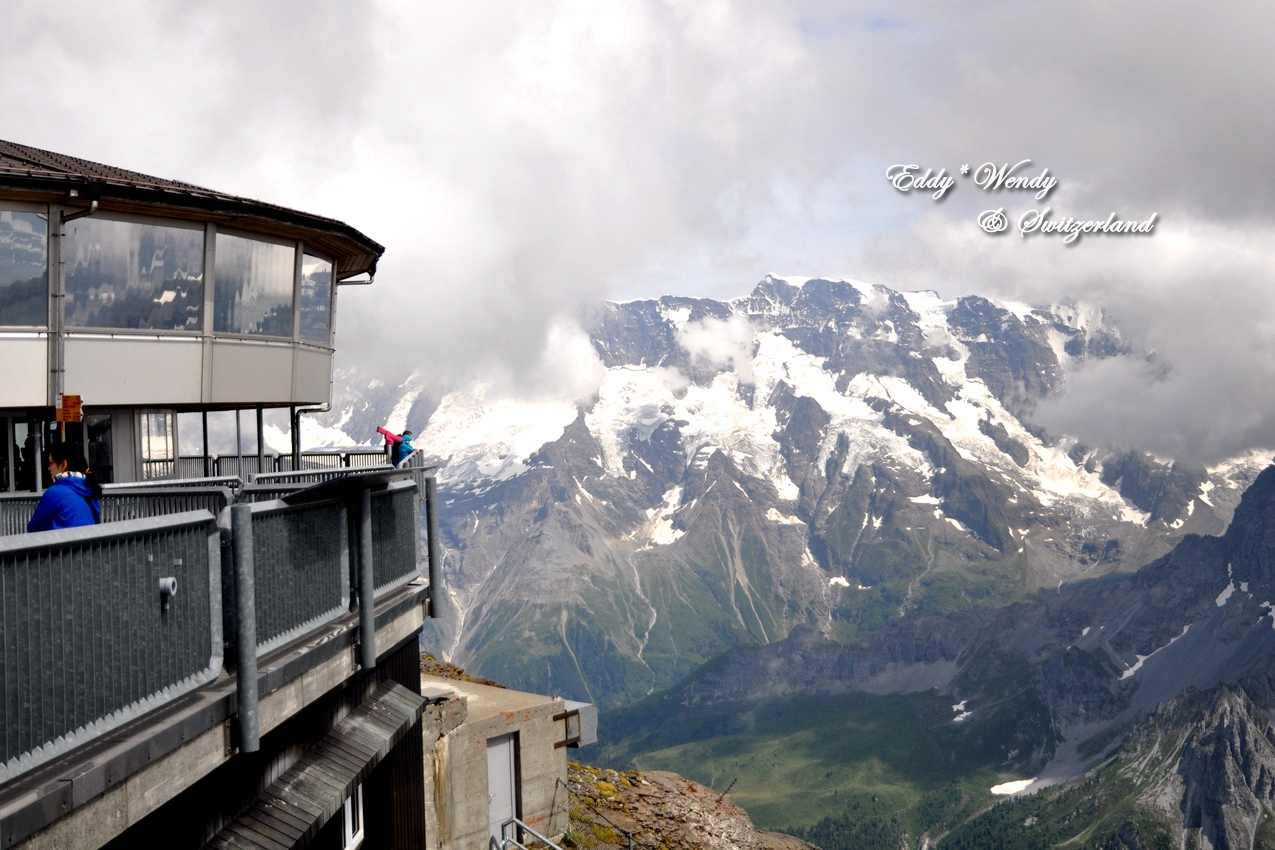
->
[425, 476, 443, 618]
[256, 405, 265, 477]
[231, 503, 260, 752]
[359, 486, 377, 669]
[202, 411, 210, 478]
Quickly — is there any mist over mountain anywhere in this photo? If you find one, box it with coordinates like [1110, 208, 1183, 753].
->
[318, 275, 1273, 710]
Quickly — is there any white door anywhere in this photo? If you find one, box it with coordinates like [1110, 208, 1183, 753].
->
[487, 734, 517, 846]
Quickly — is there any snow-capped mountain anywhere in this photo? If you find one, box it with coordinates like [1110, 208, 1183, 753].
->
[320, 276, 1272, 708]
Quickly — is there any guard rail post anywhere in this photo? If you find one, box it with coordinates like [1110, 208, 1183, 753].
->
[231, 503, 260, 752]
[359, 486, 377, 669]
[425, 476, 443, 618]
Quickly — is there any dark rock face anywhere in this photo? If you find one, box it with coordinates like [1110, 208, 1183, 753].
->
[1178, 687, 1275, 850]
[1101, 450, 1209, 523]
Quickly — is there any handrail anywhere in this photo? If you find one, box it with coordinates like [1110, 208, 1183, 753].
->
[250, 464, 395, 485]
[103, 475, 243, 491]
[499, 818, 570, 850]
[0, 468, 432, 787]
[0, 510, 223, 783]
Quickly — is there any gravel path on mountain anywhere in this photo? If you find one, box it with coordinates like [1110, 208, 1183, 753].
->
[564, 763, 817, 850]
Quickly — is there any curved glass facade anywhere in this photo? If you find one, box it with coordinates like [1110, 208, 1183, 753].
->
[0, 209, 48, 327]
[0, 206, 339, 347]
[64, 217, 204, 330]
[213, 233, 295, 337]
[299, 254, 333, 344]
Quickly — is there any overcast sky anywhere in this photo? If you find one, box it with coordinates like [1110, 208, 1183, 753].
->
[4, 1, 1275, 464]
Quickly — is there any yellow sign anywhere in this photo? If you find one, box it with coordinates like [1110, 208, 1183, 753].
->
[55, 394, 83, 423]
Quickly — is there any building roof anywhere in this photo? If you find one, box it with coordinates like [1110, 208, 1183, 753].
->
[0, 139, 383, 280]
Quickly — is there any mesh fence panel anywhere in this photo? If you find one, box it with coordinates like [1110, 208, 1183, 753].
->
[250, 499, 350, 655]
[371, 482, 421, 597]
[0, 512, 221, 783]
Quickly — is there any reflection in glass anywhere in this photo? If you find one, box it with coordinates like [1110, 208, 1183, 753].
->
[141, 411, 175, 480]
[64, 218, 204, 330]
[85, 414, 114, 485]
[214, 234, 294, 336]
[0, 417, 9, 492]
[12, 421, 35, 492]
[299, 254, 332, 343]
[0, 209, 48, 326]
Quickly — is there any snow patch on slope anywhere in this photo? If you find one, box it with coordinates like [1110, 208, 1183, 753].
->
[421, 384, 579, 488]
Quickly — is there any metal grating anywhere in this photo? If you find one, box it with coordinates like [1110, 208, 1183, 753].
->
[249, 498, 350, 655]
[372, 481, 421, 598]
[251, 464, 394, 486]
[0, 495, 40, 536]
[0, 511, 222, 784]
[0, 488, 232, 536]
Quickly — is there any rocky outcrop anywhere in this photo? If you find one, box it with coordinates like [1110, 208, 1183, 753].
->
[564, 764, 816, 850]
[1178, 686, 1275, 850]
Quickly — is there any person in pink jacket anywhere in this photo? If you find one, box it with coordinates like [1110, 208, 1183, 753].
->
[376, 426, 415, 466]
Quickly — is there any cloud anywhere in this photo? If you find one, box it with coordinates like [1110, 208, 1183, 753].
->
[3, 1, 1275, 462]
[677, 313, 757, 383]
[858, 213, 1275, 465]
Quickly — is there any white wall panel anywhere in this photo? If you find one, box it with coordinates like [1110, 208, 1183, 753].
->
[294, 347, 332, 404]
[211, 339, 294, 403]
[65, 336, 202, 406]
[0, 335, 47, 406]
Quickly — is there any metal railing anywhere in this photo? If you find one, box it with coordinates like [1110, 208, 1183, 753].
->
[0, 493, 41, 536]
[251, 465, 393, 486]
[0, 486, 234, 535]
[497, 818, 570, 850]
[0, 511, 223, 784]
[0, 467, 439, 786]
[235, 483, 308, 503]
[244, 497, 351, 655]
[372, 479, 422, 597]
[103, 475, 244, 492]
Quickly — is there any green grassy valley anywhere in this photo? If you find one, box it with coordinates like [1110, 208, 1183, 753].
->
[589, 690, 1025, 837]
[585, 674, 1249, 849]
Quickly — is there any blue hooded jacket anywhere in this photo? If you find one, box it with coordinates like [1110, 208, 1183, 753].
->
[27, 475, 101, 532]
[395, 434, 415, 465]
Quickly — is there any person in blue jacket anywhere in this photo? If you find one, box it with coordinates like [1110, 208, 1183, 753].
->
[376, 426, 416, 466]
[396, 430, 416, 465]
[27, 443, 102, 532]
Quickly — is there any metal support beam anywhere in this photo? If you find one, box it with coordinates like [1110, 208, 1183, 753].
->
[290, 405, 300, 471]
[256, 404, 265, 476]
[425, 476, 443, 619]
[231, 504, 260, 752]
[202, 411, 210, 478]
[359, 486, 377, 670]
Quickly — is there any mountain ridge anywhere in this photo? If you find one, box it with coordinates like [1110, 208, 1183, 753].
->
[318, 275, 1272, 709]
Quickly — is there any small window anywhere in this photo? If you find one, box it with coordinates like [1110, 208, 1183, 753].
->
[0, 209, 48, 327]
[213, 233, 294, 337]
[64, 217, 204, 330]
[299, 254, 333, 344]
[342, 785, 364, 849]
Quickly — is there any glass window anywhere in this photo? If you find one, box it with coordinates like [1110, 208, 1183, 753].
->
[214, 233, 294, 337]
[64, 217, 204, 330]
[85, 414, 114, 485]
[0, 209, 48, 327]
[299, 254, 333, 344]
[141, 411, 176, 479]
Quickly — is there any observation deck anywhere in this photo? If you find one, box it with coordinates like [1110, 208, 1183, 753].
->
[0, 138, 384, 492]
[1, 465, 449, 849]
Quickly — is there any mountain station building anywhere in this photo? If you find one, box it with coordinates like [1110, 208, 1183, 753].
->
[0, 141, 593, 850]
